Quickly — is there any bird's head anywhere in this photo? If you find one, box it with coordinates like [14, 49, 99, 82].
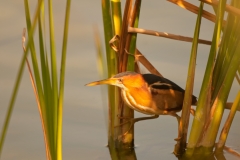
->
[85, 71, 146, 90]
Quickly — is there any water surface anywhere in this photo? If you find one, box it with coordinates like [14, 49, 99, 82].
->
[0, 1, 239, 159]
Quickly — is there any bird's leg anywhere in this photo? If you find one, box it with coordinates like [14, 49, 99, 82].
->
[168, 113, 182, 141]
[115, 115, 159, 137]
[190, 107, 195, 116]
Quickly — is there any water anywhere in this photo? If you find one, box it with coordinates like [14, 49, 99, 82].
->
[0, 1, 239, 159]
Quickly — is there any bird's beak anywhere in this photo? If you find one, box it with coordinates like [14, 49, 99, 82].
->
[85, 78, 117, 86]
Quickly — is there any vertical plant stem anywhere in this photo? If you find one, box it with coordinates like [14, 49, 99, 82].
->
[111, 0, 122, 35]
[176, 2, 203, 155]
[110, 0, 122, 144]
[56, 0, 71, 159]
[101, 0, 117, 143]
[48, 3, 58, 156]
[119, 0, 132, 72]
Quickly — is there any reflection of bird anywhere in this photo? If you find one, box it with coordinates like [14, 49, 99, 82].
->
[86, 71, 197, 140]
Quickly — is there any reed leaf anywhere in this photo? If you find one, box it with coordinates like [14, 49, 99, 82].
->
[216, 91, 240, 151]
[56, 0, 71, 159]
[187, 0, 227, 155]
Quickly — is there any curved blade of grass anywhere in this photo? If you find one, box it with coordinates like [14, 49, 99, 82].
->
[0, 0, 43, 156]
[25, 53, 50, 160]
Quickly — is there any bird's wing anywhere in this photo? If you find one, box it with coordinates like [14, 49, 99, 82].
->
[142, 74, 197, 110]
[142, 74, 185, 93]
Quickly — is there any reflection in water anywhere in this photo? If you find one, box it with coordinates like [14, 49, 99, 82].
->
[179, 151, 227, 160]
[108, 144, 240, 160]
[109, 146, 137, 160]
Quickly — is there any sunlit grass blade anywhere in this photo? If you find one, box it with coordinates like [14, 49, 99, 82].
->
[111, 0, 122, 36]
[57, 1, 71, 159]
[0, 0, 43, 157]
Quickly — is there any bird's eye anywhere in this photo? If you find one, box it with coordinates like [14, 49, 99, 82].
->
[118, 78, 123, 83]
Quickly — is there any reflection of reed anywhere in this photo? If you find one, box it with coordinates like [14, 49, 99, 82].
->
[178, 147, 239, 160]
[108, 138, 137, 160]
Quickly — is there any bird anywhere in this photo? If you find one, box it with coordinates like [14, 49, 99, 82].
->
[85, 71, 197, 140]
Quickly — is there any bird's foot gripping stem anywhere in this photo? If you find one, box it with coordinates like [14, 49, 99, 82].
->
[115, 115, 159, 138]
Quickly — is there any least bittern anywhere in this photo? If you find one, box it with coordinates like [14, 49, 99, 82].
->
[86, 71, 197, 140]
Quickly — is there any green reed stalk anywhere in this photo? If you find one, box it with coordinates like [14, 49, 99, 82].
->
[57, 0, 71, 159]
[175, 2, 203, 155]
[101, 0, 117, 144]
[201, 32, 240, 151]
[186, 0, 226, 155]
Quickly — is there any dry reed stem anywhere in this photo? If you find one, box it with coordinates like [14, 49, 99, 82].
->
[201, 0, 240, 17]
[135, 49, 163, 77]
[167, 0, 225, 25]
[128, 27, 212, 45]
[222, 144, 240, 157]
[109, 35, 162, 77]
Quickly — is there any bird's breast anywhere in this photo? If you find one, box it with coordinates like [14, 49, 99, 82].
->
[121, 89, 155, 115]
